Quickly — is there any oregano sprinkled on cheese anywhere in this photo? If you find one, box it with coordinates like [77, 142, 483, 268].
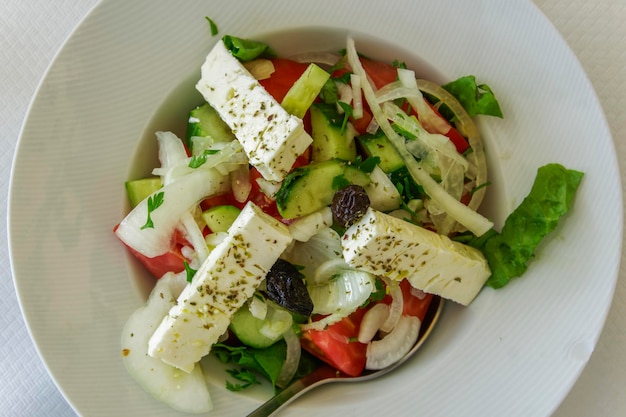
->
[140, 191, 164, 230]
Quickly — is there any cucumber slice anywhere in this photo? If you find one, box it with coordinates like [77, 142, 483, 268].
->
[121, 274, 212, 413]
[186, 103, 235, 150]
[202, 205, 241, 233]
[357, 132, 405, 173]
[275, 159, 371, 219]
[281, 63, 330, 119]
[310, 103, 357, 162]
[229, 304, 289, 349]
[125, 177, 162, 208]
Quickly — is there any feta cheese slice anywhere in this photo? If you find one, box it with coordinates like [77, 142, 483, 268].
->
[342, 208, 490, 306]
[148, 201, 293, 372]
[195, 40, 312, 182]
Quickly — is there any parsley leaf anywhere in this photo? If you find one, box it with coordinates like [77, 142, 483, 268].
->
[225, 368, 260, 391]
[140, 191, 164, 230]
[332, 174, 351, 190]
[319, 78, 339, 104]
[205, 16, 219, 36]
[354, 156, 380, 173]
[337, 101, 353, 134]
[392, 59, 407, 69]
[183, 261, 197, 283]
[189, 149, 220, 169]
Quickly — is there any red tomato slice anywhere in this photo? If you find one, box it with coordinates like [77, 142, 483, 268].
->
[114, 225, 190, 278]
[398, 279, 433, 321]
[300, 307, 369, 377]
[259, 58, 310, 102]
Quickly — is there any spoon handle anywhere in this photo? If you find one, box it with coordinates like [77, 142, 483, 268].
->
[246, 366, 338, 417]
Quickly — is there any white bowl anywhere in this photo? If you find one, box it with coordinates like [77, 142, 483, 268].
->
[9, 0, 622, 416]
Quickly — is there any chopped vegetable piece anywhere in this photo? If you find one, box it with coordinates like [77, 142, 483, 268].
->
[442, 75, 503, 118]
[477, 164, 583, 288]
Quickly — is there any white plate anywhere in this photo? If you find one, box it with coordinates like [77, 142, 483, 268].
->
[8, 0, 622, 416]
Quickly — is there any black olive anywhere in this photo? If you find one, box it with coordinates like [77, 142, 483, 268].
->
[331, 184, 370, 228]
[265, 259, 313, 317]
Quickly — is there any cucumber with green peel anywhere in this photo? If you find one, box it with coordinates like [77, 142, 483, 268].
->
[357, 132, 405, 173]
[275, 159, 371, 219]
[310, 103, 357, 162]
[281, 63, 330, 119]
[229, 302, 292, 349]
[186, 103, 235, 151]
[202, 205, 241, 233]
[125, 177, 163, 208]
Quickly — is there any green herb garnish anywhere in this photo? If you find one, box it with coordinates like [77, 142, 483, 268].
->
[189, 149, 220, 169]
[205, 16, 219, 36]
[140, 191, 164, 230]
[337, 101, 353, 134]
[225, 368, 260, 391]
[183, 261, 197, 283]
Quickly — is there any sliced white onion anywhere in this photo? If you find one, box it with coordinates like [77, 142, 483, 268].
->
[281, 227, 343, 280]
[382, 101, 468, 171]
[346, 37, 493, 237]
[288, 207, 333, 242]
[299, 313, 344, 331]
[312, 258, 351, 284]
[115, 169, 230, 258]
[155, 131, 188, 186]
[337, 82, 353, 113]
[375, 81, 421, 103]
[365, 115, 380, 134]
[259, 306, 293, 340]
[179, 211, 209, 263]
[364, 165, 402, 212]
[351, 74, 363, 119]
[308, 270, 375, 316]
[275, 327, 302, 388]
[248, 295, 267, 320]
[243, 58, 275, 80]
[288, 51, 341, 67]
[358, 303, 390, 343]
[397, 68, 450, 135]
[410, 286, 427, 300]
[380, 280, 403, 333]
[255, 177, 282, 198]
[230, 164, 251, 203]
[365, 315, 421, 370]
[204, 231, 227, 251]
[121, 273, 212, 413]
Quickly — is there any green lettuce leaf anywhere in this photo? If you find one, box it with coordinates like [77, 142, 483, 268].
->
[212, 341, 320, 391]
[222, 35, 275, 62]
[442, 75, 503, 118]
[471, 163, 583, 288]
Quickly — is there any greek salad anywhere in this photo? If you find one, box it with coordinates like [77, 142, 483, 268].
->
[116, 30, 583, 414]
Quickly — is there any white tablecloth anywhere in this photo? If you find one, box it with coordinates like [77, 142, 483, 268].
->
[1, 1, 624, 416]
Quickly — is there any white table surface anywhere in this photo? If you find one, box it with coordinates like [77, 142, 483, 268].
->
[1, 1, 624, 416]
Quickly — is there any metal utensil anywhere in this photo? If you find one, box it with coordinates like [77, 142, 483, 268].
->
[246, 296, 444, 417]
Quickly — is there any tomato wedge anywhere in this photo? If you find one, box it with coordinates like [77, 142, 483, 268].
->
[114, 225, 190, 278]
[300, 307, 369, 377]
[259, 58, 310, 102]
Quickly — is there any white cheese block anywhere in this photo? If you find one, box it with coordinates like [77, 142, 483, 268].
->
[342, 208, 490, 306]
[195, 40, 312, 182]
[148, 201, 293, 372]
